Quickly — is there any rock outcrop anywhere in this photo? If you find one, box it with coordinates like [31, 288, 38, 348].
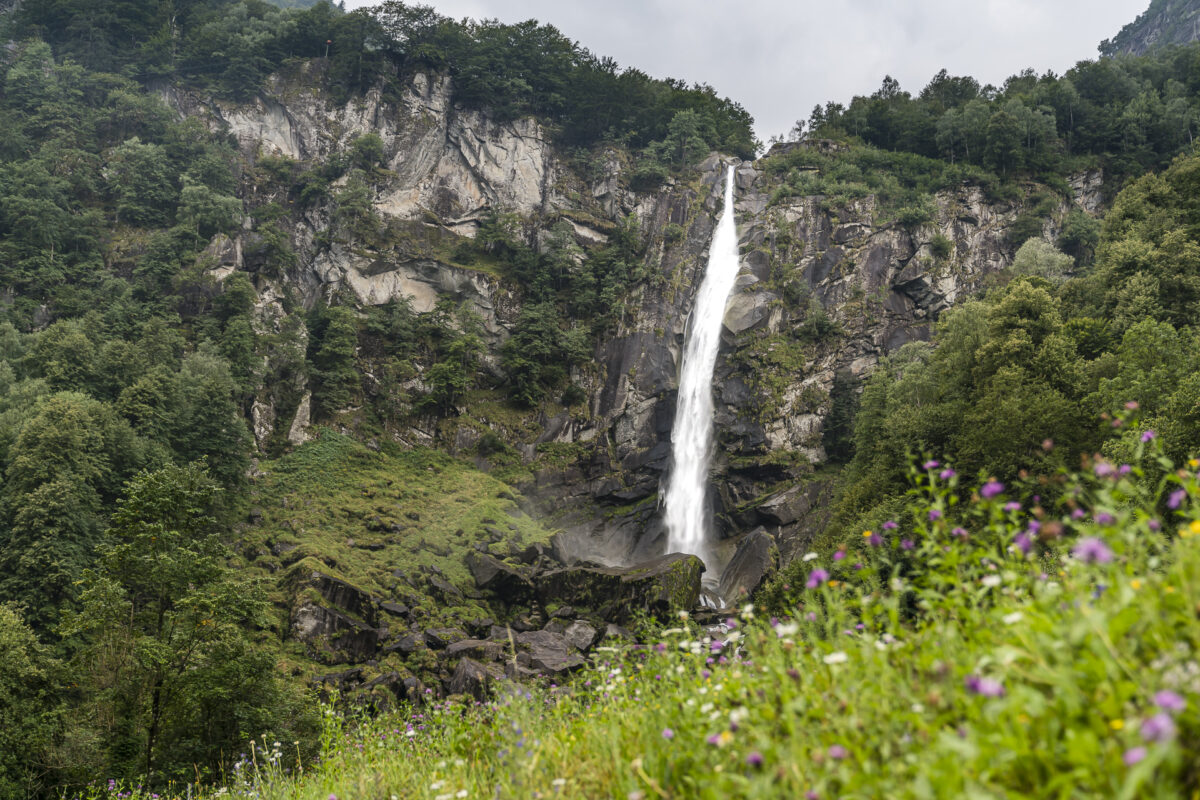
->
[535, 553, 705, 622]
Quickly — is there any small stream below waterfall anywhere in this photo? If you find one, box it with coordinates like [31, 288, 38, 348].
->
[662, 164, 741, 607]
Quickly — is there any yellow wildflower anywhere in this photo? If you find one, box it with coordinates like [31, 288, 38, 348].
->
[1110, 719, 1125, 730]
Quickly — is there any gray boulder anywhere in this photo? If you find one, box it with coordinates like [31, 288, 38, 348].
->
[515, 630, 585, 674]
[448, 658, 495, 701]
[563, 620, 601, 652]
[719, 528, 779, 601]
[290, 603, 379, 663]
[465, 552, 536, 600]
[535, 553, 704, 623]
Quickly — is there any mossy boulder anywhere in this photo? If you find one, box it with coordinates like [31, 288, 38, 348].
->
[535, 553, 704, 623]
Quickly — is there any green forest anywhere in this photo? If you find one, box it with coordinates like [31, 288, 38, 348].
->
[2, 0, 1200, 797]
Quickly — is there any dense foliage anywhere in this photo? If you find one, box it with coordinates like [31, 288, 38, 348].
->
[803, 43, 1200, 190]
[823, 148, 1200, 540]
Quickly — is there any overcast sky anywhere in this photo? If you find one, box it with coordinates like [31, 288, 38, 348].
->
[345, 0, 1150, 142]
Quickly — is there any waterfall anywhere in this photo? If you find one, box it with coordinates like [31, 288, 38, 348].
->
[662, 164, 740, 581]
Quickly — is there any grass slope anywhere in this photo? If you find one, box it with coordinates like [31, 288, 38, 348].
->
[236, 431, 558, 671]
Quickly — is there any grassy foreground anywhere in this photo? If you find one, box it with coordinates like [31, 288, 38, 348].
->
[91, 439, 1200, 799]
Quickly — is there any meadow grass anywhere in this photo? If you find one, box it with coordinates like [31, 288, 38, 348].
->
[90, 438, 1200, 799]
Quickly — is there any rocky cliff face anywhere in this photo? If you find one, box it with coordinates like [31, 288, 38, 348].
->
[1101, 0, 1200, 56]
[174, 66, 1103, 579]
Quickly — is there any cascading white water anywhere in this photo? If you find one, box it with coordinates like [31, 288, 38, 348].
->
[662, 165, 740, 578]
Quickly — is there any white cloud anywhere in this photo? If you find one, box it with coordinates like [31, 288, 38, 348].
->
[345, 0, 1150, 142]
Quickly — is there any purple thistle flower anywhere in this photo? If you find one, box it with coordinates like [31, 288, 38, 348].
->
[1072, 508, 1087, 520]
[924, 460, 940, 470]
[1004, 502, 1021, 512]
[867, 532, 882, 547]
[725, 618, 739, 630]
[901, 539, 915, 550]
[952, 527, 969, 540]
[805, 793, 820, 800]
[833, 550, 846, 562]
[1094, 461, 1115, 478]
[1073, 537, 1114, 564]
[940, 468, 957, 480]
[746, 751, 764, 767]
[828, 744, 849, 760]
[929, 509, 943, 521]
[1149, 519, 1161, 531]
[853, 562, 864, 571]
[1119, 464, 1133, 476]
[1095, 512, 1115, 526]
[1169, 489, 1186, 510]
[1141, 712, 1176, 742]
[965, 674, 1005, 697]
[707, 734, 722, 746]
[1142, 430, 1156, 443]
[1014, 532, 1032, 555]
[1124, 746, 1147, 766]
[981, 481, 1005, 499]
[710, 640, 725, 653]
[654, 642, 666, 653]
[806, 569, 829, 589]
[662, 728, 674, 740]
[1154, 690, 1187, 714]
[883, 520, 898, 530]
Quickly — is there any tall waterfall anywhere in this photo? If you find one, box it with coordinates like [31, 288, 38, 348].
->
[663, 165, 740, 576]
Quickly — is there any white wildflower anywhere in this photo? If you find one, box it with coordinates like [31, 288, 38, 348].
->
[802, 552, 819, 562]
[1002, 612, 1023, 625]
[775, 621, 800, 638]
[823, 651, 849, 665]
[981, 575, 1002, 588]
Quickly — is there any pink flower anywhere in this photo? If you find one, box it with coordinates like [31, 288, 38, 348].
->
[1124, 746, 1147, 766]
[806, 569, 829, 589]
[1072, 537, 1114, 564]
[965, 674, 1005, 697]
[1154, 690, 1186, 714]
[981, 481, 1004, 499]
[1141, 712, 1176, 742]
[662, 728, 674, 740]
[828, 744, 849, 760]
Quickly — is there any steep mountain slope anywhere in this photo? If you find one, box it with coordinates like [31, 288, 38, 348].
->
[1101, 0, 1200, 55]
